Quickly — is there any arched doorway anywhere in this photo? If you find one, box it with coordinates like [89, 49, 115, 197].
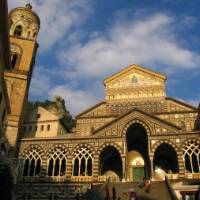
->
[127, 150, 145, 181]
[126, 122, 150, 180]
[153, 143, 179, 179]
[99, 145, 122, 181]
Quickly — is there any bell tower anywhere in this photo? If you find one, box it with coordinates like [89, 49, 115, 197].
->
[4, 4, 40, 152]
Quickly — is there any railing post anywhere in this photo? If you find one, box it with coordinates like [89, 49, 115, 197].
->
[92, 154, 99, 182]
[177, 152, 185, 178]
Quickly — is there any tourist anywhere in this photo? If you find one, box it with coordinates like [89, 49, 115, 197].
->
[112, 186, 116, 200]
[129, 187, 137, 200]
[144, 179, 151, 193]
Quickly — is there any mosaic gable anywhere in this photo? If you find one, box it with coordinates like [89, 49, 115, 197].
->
[104, 64, 166, 101]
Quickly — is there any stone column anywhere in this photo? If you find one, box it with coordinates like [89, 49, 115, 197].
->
[149, 153, 154, 178]
[40, 155, 47, 177]
[66, 154, 73, 180]
[177, 151, 185, 178]
[92, 154, 99, 182]
[122, 156, 126, 180]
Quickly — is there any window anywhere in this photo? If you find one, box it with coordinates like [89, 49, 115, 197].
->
[73, 147, 93, 176]
[47, 124, 50, 131]
[22, 148, 42, 176]
[41, 125, 44, 131]
[11, 54, 18, 69]
[29, 126, 32, 132]
[183, 142, 200, 173]
[47, 147, 67, 176]
[27, 31, 30, 38]
[14, 25, 22, 36]
[33, 32, 37, 38]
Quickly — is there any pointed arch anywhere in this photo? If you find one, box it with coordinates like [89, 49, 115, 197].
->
[182, 140, 200, 173]
[47, 145, 69, 177]
[22, 147, 42, 176]
[99, 144, 123, 180]
[72, 145, 93, 176]
[122, 118, 151, 137]
[152, 140, 178, 155]
[14, 25, 22, 36]
[97, 142, 123, 157]
[153, 142, 179, 173]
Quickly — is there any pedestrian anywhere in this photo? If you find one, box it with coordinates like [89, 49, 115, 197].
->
[112, 186, 116, 200]
[145, 179, 151, 193]
[129, 187, 137, 200]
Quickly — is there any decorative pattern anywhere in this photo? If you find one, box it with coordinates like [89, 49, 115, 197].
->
[72, 146, 93, 176]
[122, 119, 151, 137]
[151, 140, 178, 155]
[97, 142, 123, 156]
[22, 147, 42, 176]
[183, 141, 200, 173]
[47, 146, 68, 176]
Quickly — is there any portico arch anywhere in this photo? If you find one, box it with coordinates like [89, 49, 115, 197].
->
[153, 143, 179, 175]
[99, 145, 122, 181]
[125, 121, 151, 180]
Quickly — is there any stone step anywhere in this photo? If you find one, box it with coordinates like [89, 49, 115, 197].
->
[83, 181, 173, 200]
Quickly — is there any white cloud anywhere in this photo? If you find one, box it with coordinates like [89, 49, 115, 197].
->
[29, 66, 51, 97]
[8, 2, 200, 115]
[49, 86, 99, 116]
[8, 0, 92, 52]
[59, 13, 200, 79]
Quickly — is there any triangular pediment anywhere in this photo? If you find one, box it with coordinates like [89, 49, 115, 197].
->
[24, 106, 59, 123]
[104, 64, 166, 87]
[76, 101, 106, 118]
[104, 64, 167, 101]
[93, 108, 181, 138]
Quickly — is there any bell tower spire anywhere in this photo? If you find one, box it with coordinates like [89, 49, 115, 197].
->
[4, 4, 40, 153]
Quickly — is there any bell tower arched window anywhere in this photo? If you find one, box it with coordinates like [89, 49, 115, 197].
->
[11, 53, 19, 69]
[33, 32, 37, 38]
[14, 25, 22, 37]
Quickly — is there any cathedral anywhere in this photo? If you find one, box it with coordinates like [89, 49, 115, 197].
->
[0, 3, 199, 200]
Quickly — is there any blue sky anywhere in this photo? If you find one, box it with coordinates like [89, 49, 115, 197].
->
[9, 0, 200, 115]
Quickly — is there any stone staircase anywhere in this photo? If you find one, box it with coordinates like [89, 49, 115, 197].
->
[16, 182, 84, 200]
[83, 181, 174, 200]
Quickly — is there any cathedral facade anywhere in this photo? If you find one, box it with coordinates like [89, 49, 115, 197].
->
[18, 65, 200, 187]
[0, 3, 199, 200]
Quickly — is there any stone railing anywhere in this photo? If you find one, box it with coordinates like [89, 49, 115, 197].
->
[19, 176, 40, 182]
[98, 176, 107, 182]
[19, 175, 94, 183]
[48, 176, 68, 182]
[98, 176, 119, 182]
[165, 173, 179, 180]
[19, 176, 68, 183]
[71, 176, 92, 182]
[185, 173, 200, 179]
